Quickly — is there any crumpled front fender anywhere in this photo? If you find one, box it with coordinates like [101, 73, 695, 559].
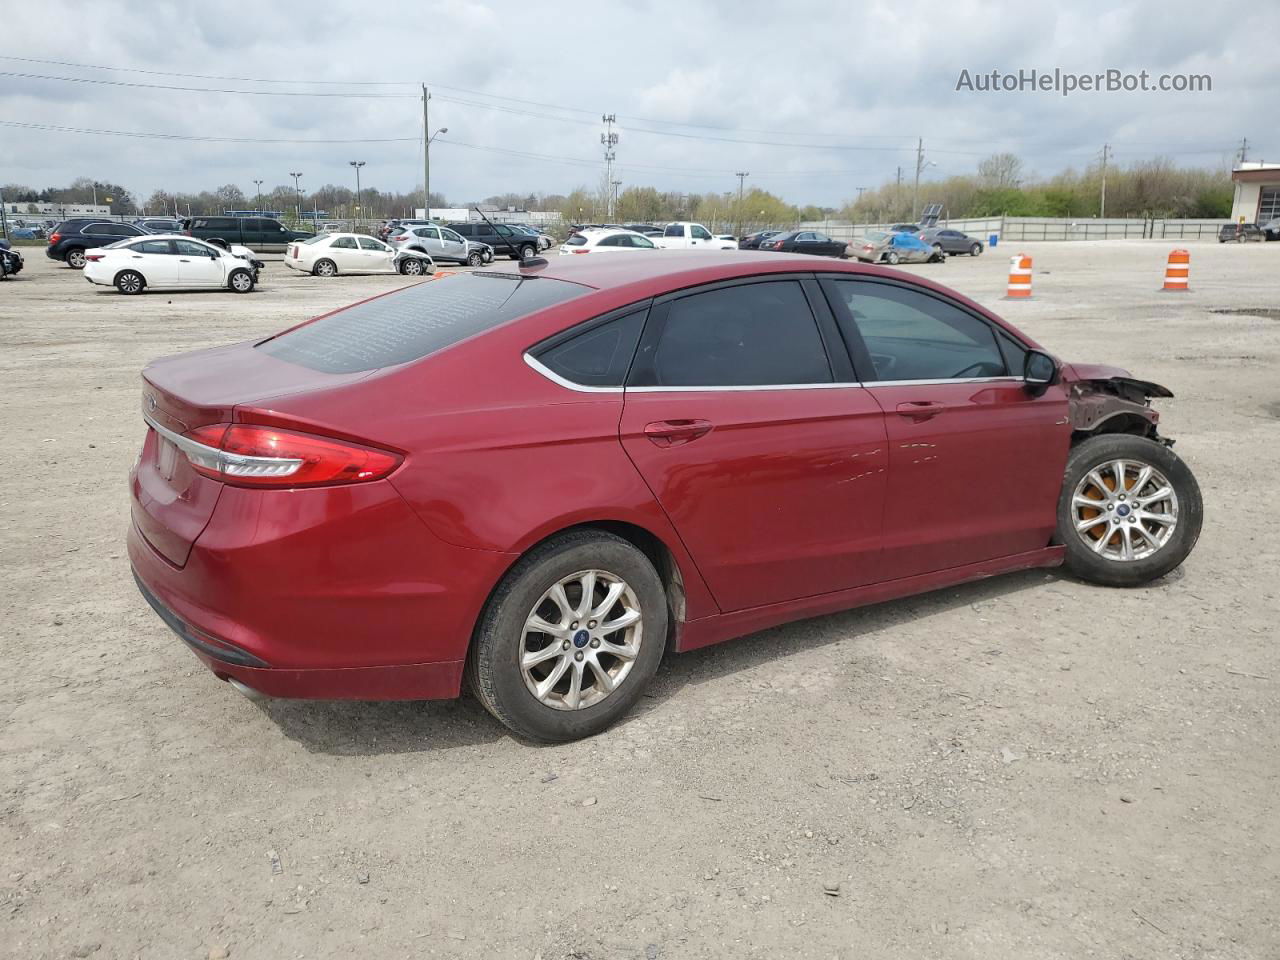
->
[1065, 365, 1174, 436]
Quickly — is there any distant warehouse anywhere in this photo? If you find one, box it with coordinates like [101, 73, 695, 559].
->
[1230, 162, 1280, 224]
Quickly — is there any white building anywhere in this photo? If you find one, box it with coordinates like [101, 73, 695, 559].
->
[3, 200, 113, 219]
[1230, 162, 1280, 224]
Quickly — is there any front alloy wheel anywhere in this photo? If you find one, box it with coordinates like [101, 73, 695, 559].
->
[1057, 434, 1202, 586]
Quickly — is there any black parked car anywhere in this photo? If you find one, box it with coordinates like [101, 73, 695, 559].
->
[919, 227, 984, 256]
[182, 216, 313, 253]
[46, 219, 150, 268]
[738, 229, 783, 250]
[1, 244, 23, 279]
[1218, 223, 1263, 243]
[448, 221, 540, 260]
[757, 230, 847, 258]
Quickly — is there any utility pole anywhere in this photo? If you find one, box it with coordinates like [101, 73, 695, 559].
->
[289, 172, 303, 226]
[253, 179, 264, 214]
[611, 180, 622, 217]
[734, 171, 750, 237]
[601, 114, 618, 218]
[1099, 143, 1110, 218]
[1237, 136, 1249, 165]
[349, 161, 365, 228]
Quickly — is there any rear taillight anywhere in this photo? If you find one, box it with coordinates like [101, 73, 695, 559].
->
[179, 423, 402, 488]
[49, 232, 61, 244]
[571, 248, 591, 254]
[85, 253, 105, 262]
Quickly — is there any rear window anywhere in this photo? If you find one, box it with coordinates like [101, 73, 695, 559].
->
[257, 273, 590, 374]
[564, 235, 587, 246]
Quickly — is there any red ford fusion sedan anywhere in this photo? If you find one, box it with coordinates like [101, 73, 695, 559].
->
[129, 252, 1202, 741]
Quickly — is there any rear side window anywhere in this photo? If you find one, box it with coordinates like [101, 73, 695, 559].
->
[535, 310, 647, 387]
[258, 273, 590, 373]
[637, 281, 832, 387]
[134, 239, 175, 254]
[663, 224, 683, 237]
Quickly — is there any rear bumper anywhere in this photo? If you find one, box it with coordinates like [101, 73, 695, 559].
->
[134, 569, 464, 698]
[128, 478, 515, 701]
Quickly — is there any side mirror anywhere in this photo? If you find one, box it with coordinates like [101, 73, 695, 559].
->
[1024, 350, 1058, 396]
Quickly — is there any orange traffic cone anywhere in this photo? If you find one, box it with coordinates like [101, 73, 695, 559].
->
[1161, 249, 1190, 292]
[1003, 253, 1033, 299]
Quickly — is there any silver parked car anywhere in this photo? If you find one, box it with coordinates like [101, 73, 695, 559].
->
[919, 227, 984, 256]
[850, 230, 945, 265]
[388, 224, 494, 266]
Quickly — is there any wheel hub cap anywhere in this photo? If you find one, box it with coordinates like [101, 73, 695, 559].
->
[520, 569, 643, 711]
[1071, 458, 1178, 562]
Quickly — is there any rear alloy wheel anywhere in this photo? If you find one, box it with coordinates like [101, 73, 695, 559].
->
[228, 269, 254, 293]
[468, 531, 667, 742]
[970, 242, 982, 256]
[66, 248, 87, 269]
[114, 270, 144, 295]
[1057, 434, 1202, 587]
[313, 258, 337, 277]
[467, 250, 484, 266]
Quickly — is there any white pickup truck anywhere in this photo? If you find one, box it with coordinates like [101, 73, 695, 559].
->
[654, 222, 737, 250]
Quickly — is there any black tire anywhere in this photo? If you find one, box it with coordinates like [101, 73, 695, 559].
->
[66, 248, 87, 269]
[399, 258, 426, 275]
[313, 258, 337, 277]
[228, 268, 254, 293]
[467, 530, 668, 742]
[467, 250, 483, 266]
[114, 270, 145, 295]
[1056, 434, 1202, 587]
[970, 242, 982, 256]
[517, 243, 536, 260]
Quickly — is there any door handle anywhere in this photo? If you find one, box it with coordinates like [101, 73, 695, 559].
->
[895, 401, 945, 421]
[643, 419, 713, 446]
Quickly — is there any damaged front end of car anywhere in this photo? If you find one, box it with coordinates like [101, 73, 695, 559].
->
[1063, 362, 1176, 444]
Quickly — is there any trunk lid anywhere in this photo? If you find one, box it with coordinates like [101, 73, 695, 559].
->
[132, 341, 372, 566]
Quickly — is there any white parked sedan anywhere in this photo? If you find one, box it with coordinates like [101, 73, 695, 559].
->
[82, 235, 261, 294]
[558, 228, 659, 255]
[284, 233, 435, 277]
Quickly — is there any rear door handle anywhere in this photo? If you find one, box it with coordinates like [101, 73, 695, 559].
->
[643, 419, 713, 446]
[895, 401, 945, 421]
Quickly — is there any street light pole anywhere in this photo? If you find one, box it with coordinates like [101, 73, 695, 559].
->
[289, 172, 303, 226]
[734, 171, 750, 237]
[349, 161, 365, 228]
[253, 179, 264, 214]
[425, 127, 448, 220]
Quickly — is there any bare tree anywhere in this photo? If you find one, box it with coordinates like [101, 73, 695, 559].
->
[977, 153, 1025, 189]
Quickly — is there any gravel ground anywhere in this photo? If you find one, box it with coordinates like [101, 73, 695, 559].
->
[2, 241, 1277, 960]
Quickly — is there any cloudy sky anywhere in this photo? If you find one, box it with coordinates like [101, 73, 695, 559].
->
[2, 0, 1275, 208]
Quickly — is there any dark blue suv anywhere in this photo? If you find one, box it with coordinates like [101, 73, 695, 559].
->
[47, 219, 150, 268]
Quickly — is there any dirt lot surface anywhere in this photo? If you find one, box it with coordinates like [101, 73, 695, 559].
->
[2, 241, 1277, 960]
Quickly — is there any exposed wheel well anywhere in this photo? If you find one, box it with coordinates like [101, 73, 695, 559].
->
[1071, 412, 1156, 444]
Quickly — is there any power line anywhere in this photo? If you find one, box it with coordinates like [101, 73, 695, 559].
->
[0, 70, 419, 98]
[0, 119, 418, 143]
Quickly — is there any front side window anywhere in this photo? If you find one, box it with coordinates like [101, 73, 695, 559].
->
[535, 311, 646, 387]
[639, 281, 832, 388]
[628, 235, 655, 248]
[831, 280, 1007, 382]
[691, 225, 712, 240]
[358, 237, 389, 251]
[441, 229, 463, 243]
